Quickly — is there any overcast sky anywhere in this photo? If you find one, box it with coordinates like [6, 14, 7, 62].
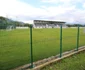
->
[0, 0, 85, 24]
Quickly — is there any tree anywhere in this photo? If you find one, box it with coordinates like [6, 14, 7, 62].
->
[23, 23, 29, 27]
[0, 16, 7, 29]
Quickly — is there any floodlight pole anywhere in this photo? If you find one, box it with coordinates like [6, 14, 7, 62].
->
[29, 24, 33, 68]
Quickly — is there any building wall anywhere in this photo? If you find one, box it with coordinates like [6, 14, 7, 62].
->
[16, 26, 29, 29]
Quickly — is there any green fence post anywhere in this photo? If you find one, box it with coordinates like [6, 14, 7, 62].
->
[29, 24, 33, 68]
[76, 25, 80, 51]
[60, 25, 62, 57]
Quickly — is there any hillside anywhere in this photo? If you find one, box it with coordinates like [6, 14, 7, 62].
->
[0, 16, 29, 29]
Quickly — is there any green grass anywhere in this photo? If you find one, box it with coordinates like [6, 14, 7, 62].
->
[42, 51, 85, 70]
[0, 28, 85, 70]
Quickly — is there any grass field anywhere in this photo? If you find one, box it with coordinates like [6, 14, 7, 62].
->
[0, 28, 85, 70]
[42, 51, 85, 70]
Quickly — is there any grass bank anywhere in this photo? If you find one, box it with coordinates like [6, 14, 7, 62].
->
[42, 51, 85, 70]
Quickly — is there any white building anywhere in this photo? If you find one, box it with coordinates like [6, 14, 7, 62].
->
[25, 20, 66, 28]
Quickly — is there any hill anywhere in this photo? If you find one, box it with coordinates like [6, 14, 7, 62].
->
[0, 16, 29, 29]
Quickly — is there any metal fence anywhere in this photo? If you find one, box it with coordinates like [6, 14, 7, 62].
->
[29, 25, 85, 68]
[0, 25, 85, 70]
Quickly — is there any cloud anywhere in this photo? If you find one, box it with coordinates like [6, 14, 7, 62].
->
[41, 0, 58, 3]
[57, 9, 85, 23]
[0, 0, 47, 19]
[41, 0, 85, 4]
[41, 5, 85, 23]
[0, 0, 85, 23]
[83, 3, 85, 8]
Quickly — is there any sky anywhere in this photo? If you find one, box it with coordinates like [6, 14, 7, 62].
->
[0, 0, 85, 24]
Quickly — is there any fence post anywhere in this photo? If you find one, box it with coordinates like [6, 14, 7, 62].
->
[76, 25, 80, 51]
[29, 24, 33, 68]
[60, 25, 62, 57]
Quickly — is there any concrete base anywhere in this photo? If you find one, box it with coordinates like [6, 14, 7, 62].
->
[12, 46, 85, 70]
